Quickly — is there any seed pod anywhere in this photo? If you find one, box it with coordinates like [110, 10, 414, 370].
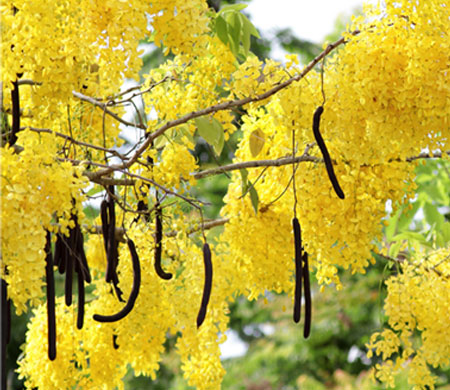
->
[1, 279, 10, 345]
[303, 252, 312, 339]
[292, 218, 302, 323]
[312, 106, 345, 199]
[65, 229, 74, 307]
[76, 264, 85, 330]
[58, 235, 68, 275]
[105, 199, 117, 284]
[93, 239, 141, 323]
[1, 278, 10, 390]
[44, 231, 57, 360]
[53, 233, 63, 268]
[112, 334, 119, 350]
[154, 205, 172, 280]
[10, 80, 20, 146]
[73, 223, 90, 283]
[111, 272, 125, 303]
[197, 243, 213, 328]
[100, 200, 109, 254]
[76, 228, 91, 284]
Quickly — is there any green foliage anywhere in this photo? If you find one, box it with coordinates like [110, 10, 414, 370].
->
[214, 4, 260, 60]
[195, 116, 225, 156]
[385, 159, 450, 257]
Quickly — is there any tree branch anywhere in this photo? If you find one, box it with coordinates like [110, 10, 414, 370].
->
[87, 31, 360, 181]
[193, 154, 321, 179]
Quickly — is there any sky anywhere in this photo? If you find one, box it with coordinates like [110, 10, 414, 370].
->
[246, 0, 376, 61]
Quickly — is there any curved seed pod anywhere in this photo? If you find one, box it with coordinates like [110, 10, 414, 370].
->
[292, 217, 302, 323]
[303, 252, 312, 339]
[197, 243, 213, 328]
[154, 205, 172, 280]
[44, 231, 57, 360]
[111, 272, 125, 303]
[312, 106, 345, 199]
[93, 239, 141, 323]
[112, 334, 119, 350]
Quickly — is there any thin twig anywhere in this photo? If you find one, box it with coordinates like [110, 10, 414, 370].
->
[72, 91, 146, 130]
[25, 126, 124, 156]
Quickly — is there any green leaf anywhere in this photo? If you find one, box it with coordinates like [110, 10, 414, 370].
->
[241, 19, 251, 57]
[385, 207, 401, 242]
[211, 118, 224, 155]
[153, 133, 168, 149]
[423, 202, 445, 230]
[388, 240, 403, 258]
[240, 168, 249, 197]
[249, 186, 259, 215]
[440, 222, 450, 244]
[249, 129, 265, 157]
[215, 15, 228, 45]
[219, 4, 248, 14]
[195, 116, 224, 156]
[396, 201, 421, 232]
[86, 185, 102, 197]
[240, 13, 260, 39]
[227, 12, 242, 57]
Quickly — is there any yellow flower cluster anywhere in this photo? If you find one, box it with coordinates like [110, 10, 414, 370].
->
[1, 131, 86, 314]
[366, 248, 450, 389]
[149, 0, 211, 56]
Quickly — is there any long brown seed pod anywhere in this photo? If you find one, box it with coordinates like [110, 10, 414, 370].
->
[303, 251, 312, 339]
[197, 243, 213, 328]
[105, 196, 117, 283]
[1, 279, 10, 345]
[93, 239, 141, 323]
[10, 79, 20, 145]
[76, 264, 85, 330]
[292, 217, 302, 323]
[1, 277, 11, 390]
[76, 227, 91, 283]
[65, 230, 74, 307]
[154, 204, 172, 280]
[312, 106, 345, 199]
[73, 223, 91, 283]
[53, 233, 63, 268]
[1, 278, 10, 390]
[58, 235, 68, 275]
[100, 200, 109, 254]
[44, 231, 57, 360]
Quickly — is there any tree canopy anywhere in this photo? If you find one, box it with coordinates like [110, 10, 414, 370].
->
[1, 1, 450, 389]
